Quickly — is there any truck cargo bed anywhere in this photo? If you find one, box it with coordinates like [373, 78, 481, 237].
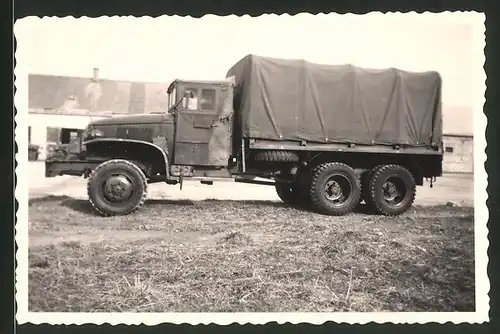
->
[226, 55, 443, 149]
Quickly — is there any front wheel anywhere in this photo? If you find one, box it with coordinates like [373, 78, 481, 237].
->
[309, 162, 361, 216]
[366, 164, 416, 216]
[87, 159, 148, 216]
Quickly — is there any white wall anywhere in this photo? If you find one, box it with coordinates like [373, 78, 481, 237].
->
[442, 135, 474, 173]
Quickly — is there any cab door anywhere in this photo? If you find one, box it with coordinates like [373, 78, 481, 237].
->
[173, 83, 233, 167]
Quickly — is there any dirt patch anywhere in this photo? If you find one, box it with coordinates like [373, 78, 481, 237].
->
[28, 229, 214, 249]
[27, 195, 475, 313]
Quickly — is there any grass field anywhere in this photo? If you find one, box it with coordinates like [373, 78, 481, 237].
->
[28, 195, 475, 313]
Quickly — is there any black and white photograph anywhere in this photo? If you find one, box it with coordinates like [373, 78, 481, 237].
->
[14, 11, 488, 325]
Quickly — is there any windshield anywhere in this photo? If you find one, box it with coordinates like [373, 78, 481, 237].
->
[167, 80, 177, 109]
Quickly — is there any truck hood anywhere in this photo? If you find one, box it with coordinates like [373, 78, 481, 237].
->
[90, 113, 173, 126]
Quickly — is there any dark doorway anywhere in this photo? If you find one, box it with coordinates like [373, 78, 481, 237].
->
[60, 128, 82, 145]
[46, 127, 84, 157]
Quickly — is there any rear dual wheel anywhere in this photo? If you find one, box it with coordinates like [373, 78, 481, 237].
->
[309, 162, 361, 216]
[307, 162, 416, 216]
[365, 164, 416, 216]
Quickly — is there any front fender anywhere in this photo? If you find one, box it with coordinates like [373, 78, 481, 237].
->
[83, 137, 170, 178]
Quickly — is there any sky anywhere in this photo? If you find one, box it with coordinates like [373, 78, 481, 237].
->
[15, 13, 485, 127]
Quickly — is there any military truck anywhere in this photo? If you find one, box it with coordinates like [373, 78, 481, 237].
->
[45, 54, 444, 217]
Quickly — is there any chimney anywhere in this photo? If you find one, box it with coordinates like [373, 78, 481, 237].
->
[92, 68, 99, 82]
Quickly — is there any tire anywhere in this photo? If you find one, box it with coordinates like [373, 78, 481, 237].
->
[275, 182, 299, 205]
[309, 162, 361, 216]
[275, 181, 309, 207]
[366, 164, 416, 216]
[254, 150, 300, 163]
[87, 159, 148, 216]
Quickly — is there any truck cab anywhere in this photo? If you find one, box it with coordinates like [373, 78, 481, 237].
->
[45, 77, 240, 216]
[166, 78, 235, 169]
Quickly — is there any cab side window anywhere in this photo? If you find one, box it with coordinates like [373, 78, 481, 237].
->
[181, 87, 217, 111]
[182, 88, 199, 111]
[200, 88, 216, 111]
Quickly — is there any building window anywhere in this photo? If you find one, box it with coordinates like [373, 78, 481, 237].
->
[46, 127, 61, 143]
[200, 89, 216, 110]
[445, 146, 454, 153]
[61, 128, 81, 144]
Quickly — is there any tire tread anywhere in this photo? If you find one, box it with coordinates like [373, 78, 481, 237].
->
[254, 150, 300, 162]
[87, 159, 148, 216]
[309, 162, 361, 216]
[367, 164, 416, 216]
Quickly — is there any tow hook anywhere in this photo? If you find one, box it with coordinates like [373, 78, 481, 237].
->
[426, 176, 436, 188]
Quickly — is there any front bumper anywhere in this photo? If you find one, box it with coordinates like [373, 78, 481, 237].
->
[45, 158, 104, 178]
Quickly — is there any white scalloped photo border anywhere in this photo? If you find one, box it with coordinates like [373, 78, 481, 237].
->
[13, 11, 489, 325]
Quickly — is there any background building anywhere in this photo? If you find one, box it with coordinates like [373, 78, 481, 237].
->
[441, 105, 474, 173]
[442, 134, 474, 173]
[28, 69, 475, 174]
[27, 68, 170, 160]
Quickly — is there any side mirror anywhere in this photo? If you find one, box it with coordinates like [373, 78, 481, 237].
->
[166, 81, 175, 94]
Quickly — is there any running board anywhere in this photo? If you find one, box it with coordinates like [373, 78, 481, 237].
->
[234, 178, 276, 186]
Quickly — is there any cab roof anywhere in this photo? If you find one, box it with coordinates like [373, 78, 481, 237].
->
[167, 78, 235, 93]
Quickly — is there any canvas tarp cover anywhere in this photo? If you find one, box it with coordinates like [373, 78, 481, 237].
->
[226, 55, 443, 147]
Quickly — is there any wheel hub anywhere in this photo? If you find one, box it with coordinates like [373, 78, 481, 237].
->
[325, 180, 343, 201]
[383, 181, 399, 202]
[103, 175, 133, 202]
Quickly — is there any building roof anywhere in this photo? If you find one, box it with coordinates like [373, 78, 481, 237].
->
[28, 73, 170, 115]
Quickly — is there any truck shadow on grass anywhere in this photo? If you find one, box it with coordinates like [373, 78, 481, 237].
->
[29, 195, 95, 215]
[28, 195, 375, 216]
[29, 196, 201, 215]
